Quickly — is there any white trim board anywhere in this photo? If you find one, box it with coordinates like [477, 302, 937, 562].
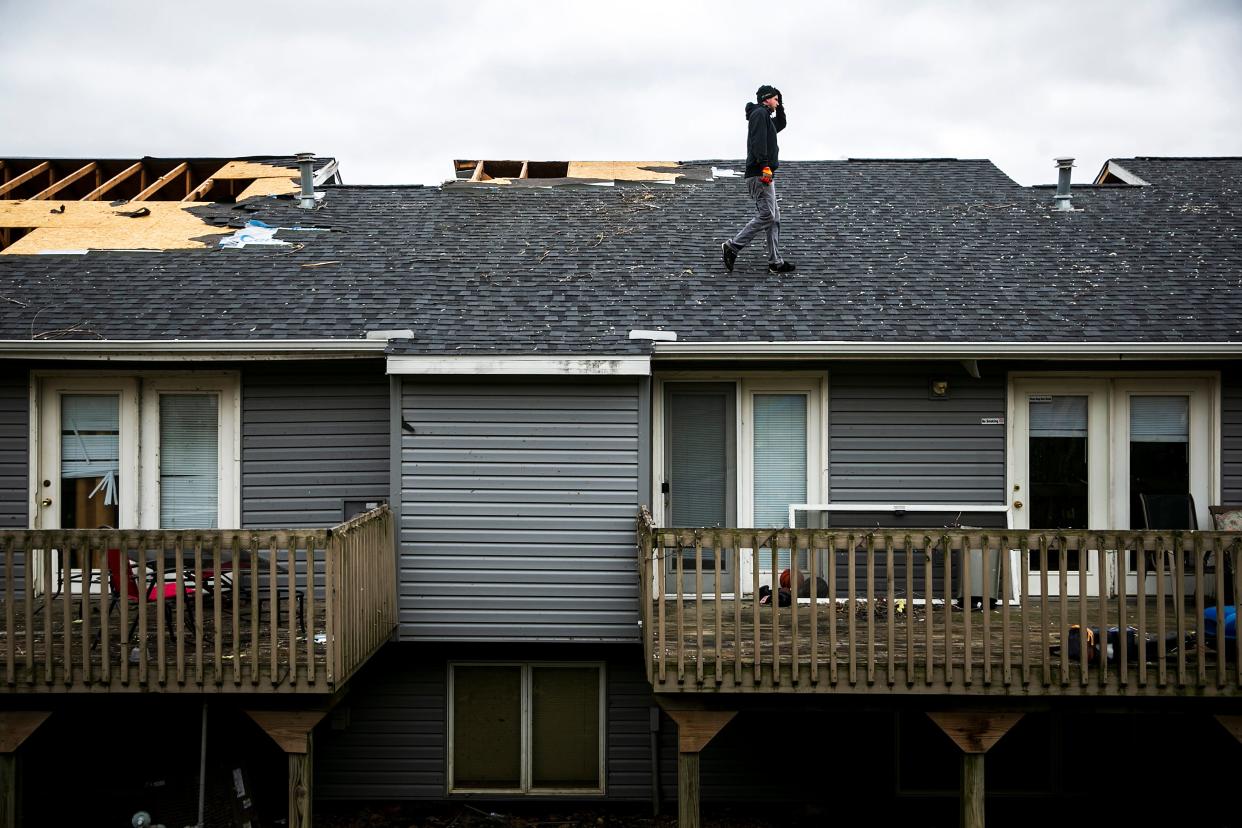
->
[0, 339, 388, 360]
[387, 355, 650, 376]
[652, 341, 1242, 360]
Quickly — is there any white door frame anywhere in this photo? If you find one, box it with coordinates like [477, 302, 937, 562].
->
[1009, 378, 1110, 597]
[1008, 372, 1220, 598]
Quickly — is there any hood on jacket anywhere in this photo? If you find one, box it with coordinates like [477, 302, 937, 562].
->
[745, 101, 761, 118]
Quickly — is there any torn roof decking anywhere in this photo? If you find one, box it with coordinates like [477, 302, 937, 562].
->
[454, 159, 687, 184]
[0, 156, 1239, 351]
[0, 156, 338, 254]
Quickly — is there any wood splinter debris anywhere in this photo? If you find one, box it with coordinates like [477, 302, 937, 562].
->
[300, 260, 342, 269]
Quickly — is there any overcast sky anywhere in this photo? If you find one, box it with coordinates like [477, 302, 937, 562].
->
[2, 0, 1239, 187]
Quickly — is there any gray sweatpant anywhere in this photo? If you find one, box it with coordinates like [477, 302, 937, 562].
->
[727, 177, 782, 264]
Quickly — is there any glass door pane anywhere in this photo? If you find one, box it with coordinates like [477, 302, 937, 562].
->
[59, 394, 120, 531]
[1027, 395, 1087, 571]
[754, 393, 807, 571]
[664, 384, 735, 593]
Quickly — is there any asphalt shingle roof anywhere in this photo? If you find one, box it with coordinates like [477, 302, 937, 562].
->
[0, 157, 1239, 354]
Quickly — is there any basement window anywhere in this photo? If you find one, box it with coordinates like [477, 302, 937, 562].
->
[449, 663, 605, 795]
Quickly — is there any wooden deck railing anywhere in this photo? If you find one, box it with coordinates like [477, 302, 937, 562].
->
[638, 519, 1242, 696]
[0, 506, 396, 694]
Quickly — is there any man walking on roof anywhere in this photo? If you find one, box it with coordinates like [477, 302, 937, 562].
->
[721, 84, 795, 274]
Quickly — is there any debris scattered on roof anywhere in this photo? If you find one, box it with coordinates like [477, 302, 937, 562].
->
[217, 220, 290, 249]
[0, 156, 337, 254]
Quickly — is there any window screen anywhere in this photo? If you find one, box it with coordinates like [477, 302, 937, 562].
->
[666, 384, 734, 527]
[530, 666, 601, 789]
[452, 666, 522, 789]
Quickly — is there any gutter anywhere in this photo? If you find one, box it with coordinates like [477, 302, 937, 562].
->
[651, 341, 1242, 360]
[0, 339, 389, 361]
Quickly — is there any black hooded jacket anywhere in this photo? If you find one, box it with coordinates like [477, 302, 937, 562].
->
[744, 101, 786, 178]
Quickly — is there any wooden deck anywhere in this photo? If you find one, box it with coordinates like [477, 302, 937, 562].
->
[640, 524, 1242, 697]
[0, 507, 396, 694]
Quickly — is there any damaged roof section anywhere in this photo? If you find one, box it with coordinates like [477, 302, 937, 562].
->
[450, 159, 723, 186]
[0, 156, 339, 254]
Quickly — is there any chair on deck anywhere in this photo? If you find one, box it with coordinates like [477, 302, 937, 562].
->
[1139, 493, 1198, 577]
[101, 548, 195, 646]
[1139, 493, 1198, 531]
[202, 553, 305, 635]
[1209, 505, 1242, 605]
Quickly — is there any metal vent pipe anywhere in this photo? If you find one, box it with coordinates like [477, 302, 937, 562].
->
[1053, 157, 1074, 211]
[296, 152, 317, 209]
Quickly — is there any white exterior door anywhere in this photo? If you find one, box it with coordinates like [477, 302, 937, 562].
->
[1010, 379, 1110, 597]
[1009, 375, 1218, 598]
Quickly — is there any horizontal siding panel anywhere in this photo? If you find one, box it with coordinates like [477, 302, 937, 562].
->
[830, 367, 1005, 511]
[403, 490, 637, 505]
[400, 502, 638, 518]
[241, 363, 389, 529]
[0, 370, 27, 528]
[402, 378, 641, 641]
[411, 423, 639, 438]
[404, 461, 636, 477]
[405, 449, 637, 464]
[1223, 372, 1242, 504]
[407, 408, 634, 424]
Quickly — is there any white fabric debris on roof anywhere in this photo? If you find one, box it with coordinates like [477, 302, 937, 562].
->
[712, 167, 741, 177]
[218, 220, 291, 249]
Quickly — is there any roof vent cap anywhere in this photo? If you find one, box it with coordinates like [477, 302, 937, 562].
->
[296, 152, 318, 209]
[1053, 157, 1076, 211]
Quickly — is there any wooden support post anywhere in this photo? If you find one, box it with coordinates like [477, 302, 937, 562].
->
[928, 711, 1023, 828]
[658, 704, 736, 828]
[0, 711, 50, 828]
[245, 709, 327, 828]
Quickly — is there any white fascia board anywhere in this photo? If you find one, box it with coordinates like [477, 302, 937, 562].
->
[653, 341, 1242, 360]
[0, 339, 388, 360]
[387, 354, 651, 376]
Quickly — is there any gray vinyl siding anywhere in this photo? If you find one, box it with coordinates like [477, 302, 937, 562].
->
[399, 379, 640, 642]
[241, 363, 389, 528]
[1222, 370, 1242, 505]
[828, 364, 1007, 528]
[316, 644, 655, 802]
[0, 368, 26, 529]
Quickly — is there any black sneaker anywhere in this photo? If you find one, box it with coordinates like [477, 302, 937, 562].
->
[768, 260, 796, 273]
[721, 242, 737, 272]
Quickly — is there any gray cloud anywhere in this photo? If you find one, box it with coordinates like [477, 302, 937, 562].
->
[0, 0, 1237, 187]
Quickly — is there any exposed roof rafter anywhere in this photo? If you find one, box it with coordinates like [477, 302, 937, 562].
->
[30, 162, 98, 201]
[83, 162, 143, 201]
[0, 161, 51, 197]
[131, 161, 189, 202]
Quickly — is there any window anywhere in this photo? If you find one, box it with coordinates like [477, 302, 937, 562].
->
[34, 372, 240, 532]
[655, 374, 825, 587]
[449, 663, 605, 795]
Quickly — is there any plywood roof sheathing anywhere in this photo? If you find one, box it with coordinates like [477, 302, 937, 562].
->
[83, 162, 143, 201]
[0, 161, 52, 197]
[470, 160, 485, 182]
[132, 162, 189, 202]
[0, 200, 229, 254]
[566, 161, 680, 182]
[30, 162, 98, 201]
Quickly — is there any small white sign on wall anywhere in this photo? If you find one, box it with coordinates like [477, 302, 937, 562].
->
[981, 417, 1005, 425]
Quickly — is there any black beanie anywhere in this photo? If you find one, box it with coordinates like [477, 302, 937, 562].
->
[756, 84, 780, 102]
